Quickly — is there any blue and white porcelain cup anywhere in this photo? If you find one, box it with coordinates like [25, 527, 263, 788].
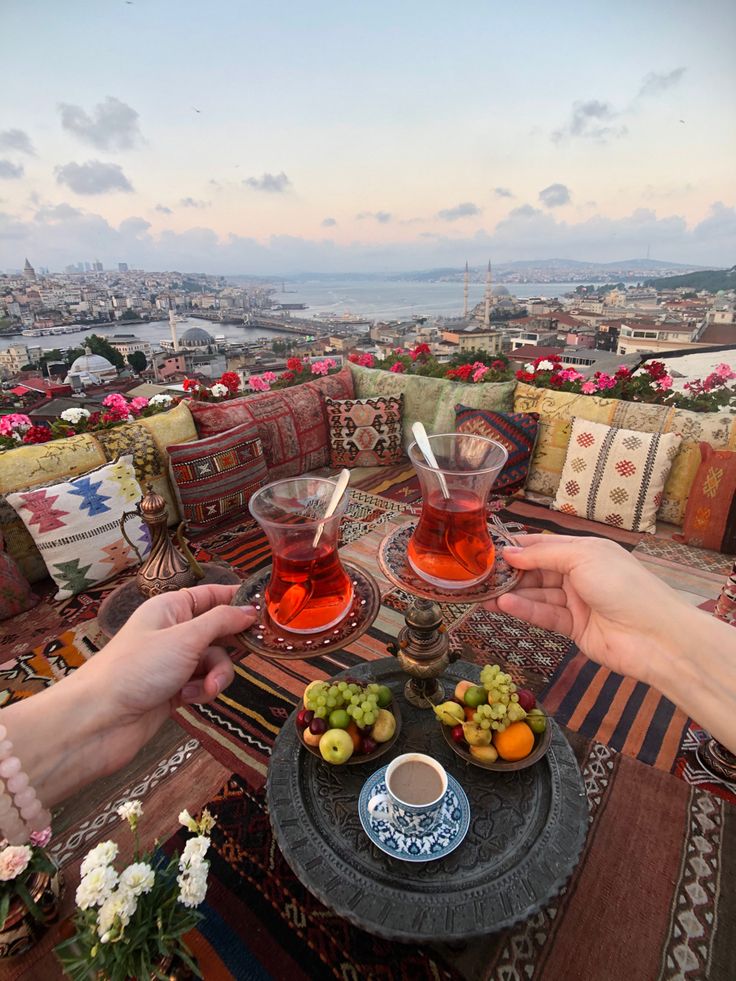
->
[368, 753, 448, 836]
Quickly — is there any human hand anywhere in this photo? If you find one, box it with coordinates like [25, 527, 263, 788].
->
[74, 584, 256, 774]
[486, 535, 691, 686]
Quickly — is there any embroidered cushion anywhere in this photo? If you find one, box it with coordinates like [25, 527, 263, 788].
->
[188, 367, 354, 478]
[552, 418, 681, 534]
[0, 531, 37, 622]
[325, 395, 404, 468]
[677, 443, 736, 553]
[454, 406, 540, 494]
[5, 456, 149, 599]
[168, 423, 268, 534]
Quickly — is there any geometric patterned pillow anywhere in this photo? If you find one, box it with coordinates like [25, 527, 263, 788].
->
[324, 395, 404, 468]
[552, 418, 682, 534]
[678, 443, 736, 553]
[454, 405, 540, 494]
[0, 531, 37, 622]
[5, 455, 149, 599]
[167, 423, 268, 535]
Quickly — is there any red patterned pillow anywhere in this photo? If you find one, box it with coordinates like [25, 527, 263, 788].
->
[188, 367, 354, 479]
[678, 443, 736, 553]
[325, 395, 404, 468]
[168, 423, 267, 534]
[0, 531, 37, 622]
[455, 405, 539, 494]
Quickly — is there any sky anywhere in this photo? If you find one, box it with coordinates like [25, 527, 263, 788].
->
[1, 0, 735, 274]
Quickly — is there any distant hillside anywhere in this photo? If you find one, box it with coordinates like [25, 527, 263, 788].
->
[645, 265, 736, 292]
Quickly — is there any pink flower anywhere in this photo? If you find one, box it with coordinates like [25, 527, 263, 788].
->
[310, 361, 329, 376]
[30, 827, 52, 848]
[715, 363, 736, 380]
[472, 364, 489, 383]
[558, 368, 584, 383]
[261, 371, 277, 383]
[129, 397, 149, 414]
[358, 352, 375, 367]
[0, 844, 32, 881]
[656, 375, 673, 391]
[102, 393, 128, 411]
[248, 375, 271, 392]
[0, 413, 32, 436]
[581, 381, 598, 394]
[389, 361, 406, 373]
[596, 373, 617, 390]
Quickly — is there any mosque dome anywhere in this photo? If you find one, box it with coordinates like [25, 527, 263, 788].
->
[180, 326, 214, 347]
[68, 353, 116, 376]
[493, 285, 511, 296]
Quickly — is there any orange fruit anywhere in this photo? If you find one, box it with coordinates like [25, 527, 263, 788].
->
[493, 721, 535, 761]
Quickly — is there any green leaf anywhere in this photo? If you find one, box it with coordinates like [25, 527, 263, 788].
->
[0, 891, 10, 931]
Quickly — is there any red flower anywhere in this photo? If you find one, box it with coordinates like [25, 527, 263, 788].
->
[492, 359, 506, 370]
[644, 361, 667, 381]
[23, 425, 52, 444]
[389, 361, 406, 373]
[286, 357, 304, 373]
[410, 343, 431, 362]
[182, 378, 198, 392]
[88, 411, 101, 427]
[220, 371, 240, 394]
[279, 370, 296, 383]
[515, 369, 535, 383]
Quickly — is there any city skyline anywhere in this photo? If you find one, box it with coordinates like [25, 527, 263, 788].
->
[1, 0, 735, 273]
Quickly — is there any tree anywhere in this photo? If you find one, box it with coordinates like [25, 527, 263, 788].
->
[127, 350, 147, 373]
[120, 309, 138, 321]
[69, 334, 125, 371]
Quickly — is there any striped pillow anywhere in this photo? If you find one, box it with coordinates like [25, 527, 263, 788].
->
[454, 405, 539, 493]
[552, 418, 681, 534]
[168, 423, 267, 534]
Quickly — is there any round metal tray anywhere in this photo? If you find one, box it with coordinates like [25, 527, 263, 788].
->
[267, 659, 588, 942]
[378, 523, 521, 604]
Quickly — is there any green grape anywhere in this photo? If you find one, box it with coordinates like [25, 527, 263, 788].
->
[367, 683, 379, 693]
[337, 681, 347, 691]
[510, 693, 519, 703]
[480, 719, 491, 730]
[316, 695, 327, 707]
[353, 706, 364, 721]
[326, 696, 337, 708]
[314, 707, 327, 719]
[363, 711, 375, 726]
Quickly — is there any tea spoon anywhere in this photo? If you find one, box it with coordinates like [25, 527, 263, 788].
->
[312, 468, 351, 548]
[411, 422, 450, 499]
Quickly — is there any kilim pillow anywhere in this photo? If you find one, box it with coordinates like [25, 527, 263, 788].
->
[0, 531, 37, 622]
[677, 443, 736, 553]
[167, 423, 268, 534]
[454, 405, 540, 494]
[5, 456, 149, 600]
[552, 418, 681, 534]
[324, 395, 404, 468]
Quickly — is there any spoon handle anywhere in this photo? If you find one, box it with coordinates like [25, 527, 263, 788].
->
[411, 423, 450, 498]
[312, 468, 351, 548]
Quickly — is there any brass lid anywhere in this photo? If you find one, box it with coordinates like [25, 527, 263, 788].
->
[139, 484, 167, 518]
[405, 599, 443, 631]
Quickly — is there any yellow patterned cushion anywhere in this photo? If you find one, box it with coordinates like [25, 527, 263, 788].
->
[0, 434, 107, 583]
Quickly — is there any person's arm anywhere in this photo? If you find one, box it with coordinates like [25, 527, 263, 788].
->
[487, 535, 736, 753]
[0, 584, 256, 808]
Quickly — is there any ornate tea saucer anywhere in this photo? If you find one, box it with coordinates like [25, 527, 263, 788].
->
[358, 765, 470, 863]
[378, 523, 521, 604]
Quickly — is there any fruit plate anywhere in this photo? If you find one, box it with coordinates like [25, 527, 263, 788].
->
[297, 701, 402, 766]
[440, 711, 552, 772]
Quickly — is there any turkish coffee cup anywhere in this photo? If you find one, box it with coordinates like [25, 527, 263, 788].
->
[368, 753, 448, 836]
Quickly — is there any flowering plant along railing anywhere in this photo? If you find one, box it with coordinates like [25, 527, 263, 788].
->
[349, 344, 512, 383]
[516, 355, 736, 413]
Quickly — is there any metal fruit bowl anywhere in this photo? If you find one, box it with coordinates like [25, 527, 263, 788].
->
[440, 709, 552, 772]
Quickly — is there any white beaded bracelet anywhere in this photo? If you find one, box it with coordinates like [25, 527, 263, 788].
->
[0, 723, 52, 845]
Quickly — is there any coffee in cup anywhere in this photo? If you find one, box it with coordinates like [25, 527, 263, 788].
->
[368, 753, 448, 835]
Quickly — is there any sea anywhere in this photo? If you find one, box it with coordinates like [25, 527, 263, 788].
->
[0, 279, 586, 353]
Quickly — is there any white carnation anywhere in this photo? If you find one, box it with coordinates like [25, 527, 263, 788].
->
[536, 359, 555, 371]
[524, 363, 536, 373]
[118, 861, 155, 897]
[97, 889, 138, 942]
[180, 836, 210, 870]
[149, 393, 173, 407]
[177, 864, 208, 908]
[80, 840, 119, 877]
[76, 864, 118, 910]
[60, 407, 90, 424]
[116, 800, 143, 825]
[178, 809, 198, 832]
[210, 383, 228, 398]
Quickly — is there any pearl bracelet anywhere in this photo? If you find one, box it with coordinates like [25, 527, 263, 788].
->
[0, 723, 52, 845]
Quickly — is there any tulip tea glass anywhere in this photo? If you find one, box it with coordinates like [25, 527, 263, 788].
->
[407, 433, 508, 590]
[249, 477, 353, 634]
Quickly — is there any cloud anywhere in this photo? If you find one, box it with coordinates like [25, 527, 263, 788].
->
[639, 67, 686, 98]
[154, 204, 173, 214]
[357, 211, 392, 223]
[494, 187, 513, 198]
[321, 217, 337, 227]
[55, 160, 134, 194]
[508, 204, 542, 219]
[58, 96, 142, 151]
[0, 129, 35, 156]
[539, 183, 571, 208]
[0, 161, 23, 180]
[34, 203, 84, 222]
[552, 100, 627, 143]
[180, 197, 209, 209]
[244, 171, 291, 193]
[436, 201, 481, 222]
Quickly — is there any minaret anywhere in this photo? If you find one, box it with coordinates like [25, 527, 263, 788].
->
[23, 258, 36, 281]
[484, 260, 492, 327]
[463, 260, 469, 318]
[169, 307, 179, 352]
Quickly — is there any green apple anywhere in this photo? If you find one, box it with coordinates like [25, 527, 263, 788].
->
[376, 685, 393, 708]
[328, 708, 350, 729]
[463, 686, 488, 708]
[371, 709, 396, 743]
[319, 728, 354, 764]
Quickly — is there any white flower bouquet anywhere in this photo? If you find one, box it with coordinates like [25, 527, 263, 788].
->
[56, 801, 215, 980]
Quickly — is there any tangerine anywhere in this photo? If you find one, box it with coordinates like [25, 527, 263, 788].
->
[493, 721, 535, 761]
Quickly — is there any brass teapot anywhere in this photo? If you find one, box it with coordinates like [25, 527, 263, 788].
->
[121, 485, 204, 597]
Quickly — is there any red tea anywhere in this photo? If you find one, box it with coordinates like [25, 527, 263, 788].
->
[266, 541, 353, 633]
[408, 488, 494, 588]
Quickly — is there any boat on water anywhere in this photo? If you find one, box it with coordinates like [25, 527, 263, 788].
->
[21, 324, 94, 337]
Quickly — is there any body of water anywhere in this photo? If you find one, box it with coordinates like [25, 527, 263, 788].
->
[0, 279, 587, 352]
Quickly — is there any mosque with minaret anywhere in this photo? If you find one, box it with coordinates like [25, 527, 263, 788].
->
[437, 260, 512, 355]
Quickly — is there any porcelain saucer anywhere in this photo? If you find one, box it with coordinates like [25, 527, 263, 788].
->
[358, 765, 470, 862]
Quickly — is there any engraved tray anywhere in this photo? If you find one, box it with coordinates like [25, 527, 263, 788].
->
[378, 523, 521, 604]
[267, 660, 588, 942]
